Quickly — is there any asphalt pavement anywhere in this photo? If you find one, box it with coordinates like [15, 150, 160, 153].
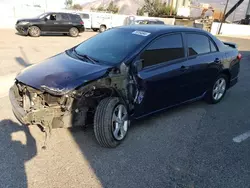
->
[0, 31, 249, 188]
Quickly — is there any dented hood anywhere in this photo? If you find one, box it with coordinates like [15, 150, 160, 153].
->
[16, 52, 111, 92]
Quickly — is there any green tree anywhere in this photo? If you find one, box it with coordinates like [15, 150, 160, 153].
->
[137, 8, 144, 16]
[97, 5, 105, 11]
[72, 4, 82, 11]
[139, 0, 176, 17]
[106, 1, 119, 13]
[65, 0, 73, 8]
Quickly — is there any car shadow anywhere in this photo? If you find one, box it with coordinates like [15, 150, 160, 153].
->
[68, 100, 207, 188]
[15, 46, 32, 67]
[0, 119, 37, 188]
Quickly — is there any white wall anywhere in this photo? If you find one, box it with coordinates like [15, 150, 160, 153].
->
[211, 22, 250, 36]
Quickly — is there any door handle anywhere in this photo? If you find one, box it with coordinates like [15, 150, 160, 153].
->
[54, 22, 59, 24]
[214, 58, 220, 63]
[180, 65, 190, 71]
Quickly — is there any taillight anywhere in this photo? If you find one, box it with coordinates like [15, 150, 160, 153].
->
[80, 21, 84, 25]
[237, 53, 242, 60]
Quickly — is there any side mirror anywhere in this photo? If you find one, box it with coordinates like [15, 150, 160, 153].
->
[44, 17, 48, 21]
[133, 59, 144, 73]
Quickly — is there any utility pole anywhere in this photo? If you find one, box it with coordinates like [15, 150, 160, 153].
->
[218, 0, 230, 35]
[170, 0, 173, 16]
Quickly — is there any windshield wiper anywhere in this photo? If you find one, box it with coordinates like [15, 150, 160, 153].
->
[73, 49, 99, 64]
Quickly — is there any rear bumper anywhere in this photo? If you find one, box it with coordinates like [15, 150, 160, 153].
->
[78, 26, 85, 33]
[229, 76, 238, 88]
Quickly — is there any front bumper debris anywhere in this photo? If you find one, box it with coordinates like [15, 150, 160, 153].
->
[15, 25, 28, 35]
[9, 84, 64, 128]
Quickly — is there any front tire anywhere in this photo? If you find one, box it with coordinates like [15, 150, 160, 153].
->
[69, 27, 79, 37]
[28, 26, 41, 37]
[94, 97, 130, 148]
[206, 74, 228, 104]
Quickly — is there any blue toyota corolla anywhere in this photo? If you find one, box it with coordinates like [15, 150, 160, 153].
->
[9, 25, 241, 148]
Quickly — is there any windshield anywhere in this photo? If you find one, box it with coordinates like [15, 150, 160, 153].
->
[74, 28, 148, 64]
[36, 13, 48, 19]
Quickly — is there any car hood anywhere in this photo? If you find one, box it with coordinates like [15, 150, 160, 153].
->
[16, 52, 112, 94]
[17, 18, 41, 23]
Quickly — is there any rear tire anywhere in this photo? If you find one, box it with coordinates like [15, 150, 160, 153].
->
[28, 26, 41, 37]
[99, 25, 106, 33]
[69, 27, 79, 37]
[94, 97, 130, 148]
[205, 74, 228, 104]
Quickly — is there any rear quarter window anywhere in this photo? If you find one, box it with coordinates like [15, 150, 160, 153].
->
[187, 33, 210, 56]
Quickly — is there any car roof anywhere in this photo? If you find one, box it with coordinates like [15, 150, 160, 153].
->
[45, 12, 79, 15]
[117, 25, 208, 35]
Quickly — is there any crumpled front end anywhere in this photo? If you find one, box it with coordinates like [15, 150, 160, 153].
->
[9, 80, 71, 130]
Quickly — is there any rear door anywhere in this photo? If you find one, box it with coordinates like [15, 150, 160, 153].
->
[180, 32, 223, 100]
[56, 13, 72, 32]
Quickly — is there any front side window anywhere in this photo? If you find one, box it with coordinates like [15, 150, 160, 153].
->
[46, 13, 57, 21]
[141, 34, 185, 68]
[187, 33, 210, 56]
[74, 28, 148, 64]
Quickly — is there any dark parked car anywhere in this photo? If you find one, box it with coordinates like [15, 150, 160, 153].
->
[9, 25, 241, 148]
[15, 12, 85, 37]
[135, 19, 165, 25]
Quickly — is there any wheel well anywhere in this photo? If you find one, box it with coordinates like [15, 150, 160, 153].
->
[220, 69, 231, 86]
[70, 27, 79, 32]
[29, 25, 40, 30]
[100, 24, 106, 28]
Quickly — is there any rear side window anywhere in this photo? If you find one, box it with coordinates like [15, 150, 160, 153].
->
[69, 14, 81, 21]
[187, 33, 210, 56]
[60, 13, 70, 21]
[141, 34, 185, 68]
[81, 13, 90, 19]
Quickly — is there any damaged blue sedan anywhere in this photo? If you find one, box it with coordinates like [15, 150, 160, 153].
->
[9, 25, 241, 148]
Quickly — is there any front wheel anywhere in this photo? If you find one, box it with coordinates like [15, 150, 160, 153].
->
[206, 74, 228, 104]
[28, 26, 41, 37]
[69, 27, 79, 37]
[94, 97, 130, 148]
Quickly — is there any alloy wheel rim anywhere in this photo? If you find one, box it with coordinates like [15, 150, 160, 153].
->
[71, 28, 77, 36]
[31, 27, 39, 36]
[212, 78, 226, 100]
[112, 104, 129, 141]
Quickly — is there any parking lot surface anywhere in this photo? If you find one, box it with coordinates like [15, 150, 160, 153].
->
[0, 30, 250, 188]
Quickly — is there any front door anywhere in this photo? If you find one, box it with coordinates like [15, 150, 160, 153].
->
[133, 33, 188, 118]
[43, 13, 58, 32]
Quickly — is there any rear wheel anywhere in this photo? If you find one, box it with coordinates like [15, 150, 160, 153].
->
[28, 26, 41, 37]
[94, 97, 130, 148]
[99, 25, 106, 33]
[206, 74, 228, 104]
[69, 27, 79, 37]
